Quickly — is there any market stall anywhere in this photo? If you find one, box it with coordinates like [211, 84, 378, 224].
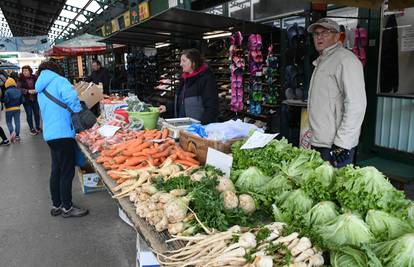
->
[74, 95, 414, 267]
[45, 33, 124, 82]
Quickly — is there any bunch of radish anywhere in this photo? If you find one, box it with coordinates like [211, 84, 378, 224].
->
[155, 222, 324, 267]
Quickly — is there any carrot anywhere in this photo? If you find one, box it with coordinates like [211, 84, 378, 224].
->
[132, 151, 147, 157]
[107, 171, 121, 180]
[117, 178, 126, 184]
[135, 141, 152, 151]
[152, 147, 171, 159]
[161, 128, 169, 139]
[97, 156, 111, 164]
[183, 157, 199, 165]
[170, 153, 178, 160]
[101, 149, 115, 157]
[103, 162, 112, 170]
[142, 148, 158, 155]
[154, 132, 162, 140]
[160, 156, 166, 162]
[175, 159, 200, 167]
[114, 155, 128, 164]
[125, 156, 147, 166]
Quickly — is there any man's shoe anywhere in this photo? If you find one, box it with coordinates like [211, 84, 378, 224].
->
[0, 140, 10, 146]
[62, 206, 89, 218]
[50, 206, 62, 216]
[30, 129, 37, 135]
[15, 136, 21, 141]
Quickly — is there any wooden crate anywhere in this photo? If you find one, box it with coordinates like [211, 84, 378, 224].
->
[179, 130, 240, 164]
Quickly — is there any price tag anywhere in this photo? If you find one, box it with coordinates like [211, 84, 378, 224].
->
[240, 131, 278, 150]
[206, 148, 233, 178]
[98, 125, 121, 137]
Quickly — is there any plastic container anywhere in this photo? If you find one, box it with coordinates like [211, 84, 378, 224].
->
[128, 107, 160, 129]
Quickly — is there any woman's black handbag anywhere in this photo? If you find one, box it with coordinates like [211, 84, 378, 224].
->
[43, 89, 96, 133]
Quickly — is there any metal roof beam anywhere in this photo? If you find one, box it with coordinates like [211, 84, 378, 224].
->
[63, 4, 94, 17]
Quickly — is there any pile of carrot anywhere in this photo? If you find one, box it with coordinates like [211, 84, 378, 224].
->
[96, 128, 200, 183]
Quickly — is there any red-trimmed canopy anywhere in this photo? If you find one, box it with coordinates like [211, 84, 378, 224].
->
[45, 33, 123, 56]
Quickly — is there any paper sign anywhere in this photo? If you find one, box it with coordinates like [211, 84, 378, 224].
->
[401, 27, 414, 52]
[206, 148, 233, 178]
[241, 131, 279, 150]
[98, 125, 121, 137]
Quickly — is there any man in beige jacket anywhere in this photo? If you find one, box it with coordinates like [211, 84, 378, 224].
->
[307, 18, 367, 167]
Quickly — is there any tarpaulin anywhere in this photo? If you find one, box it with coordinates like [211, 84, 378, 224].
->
[0, 36, 50, 53]
[45, 33, 123, 56]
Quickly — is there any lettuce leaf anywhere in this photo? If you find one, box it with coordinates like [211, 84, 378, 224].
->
[301, 162, 335, 201]
[304, 201, 339, 229]
[318, 212, 375, 247]
[235, 167, 271, 193]
[335, 166, 407, 216]
[330, 245, 383, 267]
[365, 209, 412, 241]
[371, 233, 414, 267]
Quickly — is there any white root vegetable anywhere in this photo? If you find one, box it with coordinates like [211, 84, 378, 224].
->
[170, 189, 187, 197]
[216, 177, 235, 192]
[288, 263, 307, 267]
[113, 179, 135, 192]
[275, 232, 300, 245]
[159, 192, 174, 203]
[150, 192, 162, 202]
[238, 232, 257, 249]
[156, 202, 165, 209]
[138, 192, 151, 201]
[168, 222, 186, 235]
[252, 255, 273, 267]
[190, 171, 206, 181]
[238, 194, 256, 214]
[291, 237, 312, 256]
[155, 216, 168, 232]
[293, 248, 315, 263]
[222, 190, 239, 209]
[287, 238, 300, 250]
[164, 197, 190, 223]
[129, 192, 137, 202]
[141, 184, 158, 195]
[306, 253, 324, 267]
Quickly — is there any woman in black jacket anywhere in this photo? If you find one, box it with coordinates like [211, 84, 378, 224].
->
[160, 49, 218, 124]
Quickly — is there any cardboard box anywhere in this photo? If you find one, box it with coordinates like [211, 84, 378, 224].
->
[179, 130, 241, 164]
[77, 83, 104, 109]
[136, 233, 160, 267]
[77, 165, 106, 194]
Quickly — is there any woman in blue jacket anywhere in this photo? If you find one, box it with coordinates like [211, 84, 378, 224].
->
[35, 61, 88, 218]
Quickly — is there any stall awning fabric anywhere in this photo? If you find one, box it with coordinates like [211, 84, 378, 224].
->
[313, 0, 414, 9]
[45, 33, 123, 56]
[0, 59, 19, 71]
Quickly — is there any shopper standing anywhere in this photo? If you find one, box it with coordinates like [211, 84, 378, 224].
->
[2, 78, 23, 142]
[0, 74, 10, 145]
[159, 49, 219, 124]
[85, 60, 110, 94]
[17, 65, 41, 135]
[35, 61, 89, 218]
[307, 18, 367, 168]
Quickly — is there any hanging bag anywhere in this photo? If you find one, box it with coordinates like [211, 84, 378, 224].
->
[43, 89, 96, 133]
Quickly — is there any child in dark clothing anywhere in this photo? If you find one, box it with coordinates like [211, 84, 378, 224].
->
[3, 78, 23, 142]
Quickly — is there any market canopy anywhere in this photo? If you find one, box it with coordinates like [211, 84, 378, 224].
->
[45, 33, 123, 56]
[312, 0, 414, 9]
[0, 59, 19, 71]
[101, 7, 277, 47]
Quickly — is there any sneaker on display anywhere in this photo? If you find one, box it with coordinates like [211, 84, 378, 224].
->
[62, 205, 89, 218]
[0, 140, 10, 146]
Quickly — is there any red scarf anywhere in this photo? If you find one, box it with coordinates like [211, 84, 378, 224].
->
[181, 64, 208, 79]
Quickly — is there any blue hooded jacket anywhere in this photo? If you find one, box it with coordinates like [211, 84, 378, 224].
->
[35, 70, 81, 141]
[3, 86, 23, 110]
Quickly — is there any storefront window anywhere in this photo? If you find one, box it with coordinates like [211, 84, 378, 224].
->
[379, 6, 414, 96]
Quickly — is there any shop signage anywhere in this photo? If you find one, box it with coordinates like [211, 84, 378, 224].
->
[139, 1, 150, 21]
